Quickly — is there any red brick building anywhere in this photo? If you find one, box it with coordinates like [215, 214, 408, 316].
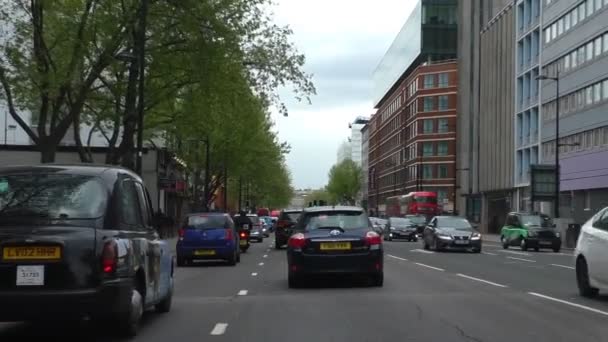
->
[368, 60, 458, 215]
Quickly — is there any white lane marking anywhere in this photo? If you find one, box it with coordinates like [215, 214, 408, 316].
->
[411, 249, 435, 254]
[210, 323, 228, 335]
[387, 254, 408, 261]
[550, 263, 575, 270]
[482, 252, 498, 256]
[263, 254, 268, 258]
[414, 262, 445, 271]
[456, 273, 508, 288]
[258, 262, 264, 266]
[498, 250, 531, 256]
[528, 292, 608, 317]
[238, 290, 248, 296]
[506, 256, 536, 263]
[251, 272, 258, 276]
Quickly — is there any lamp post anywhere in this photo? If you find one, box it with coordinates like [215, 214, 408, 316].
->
[536, 72, 560, 218]
[135, 0, 148, 176]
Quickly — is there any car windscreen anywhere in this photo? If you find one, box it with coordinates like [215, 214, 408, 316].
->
[300, 211, 369, 230]
[437, 217, 473, 230]
[521, 215, 552, 228]
[187, 215, 228, 229]
[0, 173, 108, 221]
[390, 218, 413, 227]
[407, 216, 426, 225]
[248, 215, 260, 223]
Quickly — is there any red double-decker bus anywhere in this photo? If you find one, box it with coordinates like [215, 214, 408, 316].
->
[385, 192, 440, 218]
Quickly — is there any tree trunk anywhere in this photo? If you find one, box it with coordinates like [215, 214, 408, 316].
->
[39, 138, 57, 163]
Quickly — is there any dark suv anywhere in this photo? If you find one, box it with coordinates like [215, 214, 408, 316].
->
[274, 209, 302, 249]
[0, 165, 174, 336]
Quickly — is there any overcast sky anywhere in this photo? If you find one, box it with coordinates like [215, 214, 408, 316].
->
[269, 0, 417, 190]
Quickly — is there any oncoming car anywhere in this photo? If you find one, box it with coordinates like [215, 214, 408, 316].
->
[422, 216, 482, 253]
[286, 206, 383, 288]
[575, 206, 608, 298]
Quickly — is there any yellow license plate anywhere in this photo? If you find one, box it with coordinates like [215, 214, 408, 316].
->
[239, 240, 248, 246]
[194, 249, 216, 256]
[320, 242, 351, 251]
[3, 246, 61, 261]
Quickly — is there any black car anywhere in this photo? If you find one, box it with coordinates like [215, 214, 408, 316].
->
[275, 209, 301, 249]
[384, 217, 418, 241]
[286, 206, 383, 287]
[423, 216, 482, 253]
[0, 165, 174, 336]
[405, 214, 428, 234]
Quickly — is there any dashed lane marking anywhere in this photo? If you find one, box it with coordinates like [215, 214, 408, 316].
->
[550, 263, 575, 270]
[482, 252, 498, 256]
[528, 292, 608, 317]
[238, 290, 248, 296]
[506, 256, 536, 263]
[251, 272, 258, 276]
[414, 262, 445, 271]
[411, 249, 435, 254]
[456, 273, 508, 288]
[210, 323, 228, 335]
[263, 254, 268, 258]
[258, 262, 264, 266]
[387, 254, 409, 261]
[498, 250, 531, 256]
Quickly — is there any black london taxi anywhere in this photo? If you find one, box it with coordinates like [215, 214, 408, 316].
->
[0, 165, 175, 336]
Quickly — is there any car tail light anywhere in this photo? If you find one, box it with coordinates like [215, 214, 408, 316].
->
[225, 229, 233, 240]
[101, 240, 118, 274]
[365, 231, 382, 250]
[288, 233, 306, 250]
[240, 231, 247, 239]
[178, 228, 185, 239]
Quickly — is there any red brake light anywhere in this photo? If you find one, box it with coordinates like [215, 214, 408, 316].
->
[365, 231, 382, 247]
[288, 233, 306, 249]
[178, 228, 185, 238]
[225, 229, 233, 240]
[240, 232, 246, 238]
[101, 240, 118, 274]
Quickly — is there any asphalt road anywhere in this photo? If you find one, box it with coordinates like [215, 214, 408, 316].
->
[1, 237, 608, 341]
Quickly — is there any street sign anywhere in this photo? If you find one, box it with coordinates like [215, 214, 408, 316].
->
[530, 164, 557, 202]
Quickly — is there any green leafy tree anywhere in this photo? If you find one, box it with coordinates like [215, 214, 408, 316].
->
[326, 159, 362, 205]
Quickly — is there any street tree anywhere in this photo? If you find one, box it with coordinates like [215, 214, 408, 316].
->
[326, 159, 362, 205]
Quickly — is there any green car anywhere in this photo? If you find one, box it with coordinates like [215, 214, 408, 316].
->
[500, 212, 562, 252]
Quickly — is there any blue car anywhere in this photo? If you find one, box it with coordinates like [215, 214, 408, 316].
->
[176, 213, 241, 266]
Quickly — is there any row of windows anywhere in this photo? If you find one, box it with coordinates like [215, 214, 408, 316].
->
[518, 0, 541, 32]
[542, 78, 608, 122]
[422, 118, 450, 134]
[545, 0, 607, 44]
[423, 73, 450, 89]
[423, 95, 450, 112]
[545, 32, 608, 76]
[380, 95, 403, 123]
[370, 133, 402, 166]
[542, 126, 608, 158]
[407, 78, 419, 101]
[405, 164, 453, 181]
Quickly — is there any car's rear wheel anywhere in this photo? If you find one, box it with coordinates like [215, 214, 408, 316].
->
[113, 284, 144, 337]
[472, 247, 481, 253]
[177, 257, 186, 267]
[371, 273, 384, 287]
[412, 237, 418, 242]
[227, 250, 237, 266]
[576, 257, 599, 298]
[534, 246, 540, 252]
[501, 236, 509, 249]
[423, 239, 430, 250]
[553, 246, 561, 253]
[155, 282, 173, 313]
[434, 238, 443, 252]
[236, 250, 241, 262]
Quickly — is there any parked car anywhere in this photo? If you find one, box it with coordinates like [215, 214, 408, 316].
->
[423, 216, 482, 253]
[370, 217, 388, 235]
[500, 212, 561, 252]
[286, 206, 383, 288]
[384, 217, 418, 241]
[575, 206, 608, 298]
[0, 165, 174, 337]
[176, 213, 240, 266]
[275, 209, 302, 249]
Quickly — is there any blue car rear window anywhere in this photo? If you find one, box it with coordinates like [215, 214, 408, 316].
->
[187, 215, 228, 229]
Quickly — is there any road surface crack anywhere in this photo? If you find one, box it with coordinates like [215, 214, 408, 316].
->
[442, 319, 483, 342]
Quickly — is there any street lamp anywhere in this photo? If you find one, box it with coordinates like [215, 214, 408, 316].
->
[536, 72, 560, 218]
[135, 0, 149, 176]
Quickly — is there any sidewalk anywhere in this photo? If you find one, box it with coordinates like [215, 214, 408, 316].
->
[482, 233, 574, 250]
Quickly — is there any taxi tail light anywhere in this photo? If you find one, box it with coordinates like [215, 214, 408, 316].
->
[365, 231, 382, 250]
[101, 240, 118, 274]
[288, 233, 306, 249]
[225, 229, 233, 241]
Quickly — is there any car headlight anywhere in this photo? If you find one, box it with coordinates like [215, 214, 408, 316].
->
[555, 232, 561, 238]
[528, 231, 537, 237]
[437, 233, 452, 240]
[471, 233, 481, 240]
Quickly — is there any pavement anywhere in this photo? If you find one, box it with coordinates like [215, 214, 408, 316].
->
[1, 236, 607, 341]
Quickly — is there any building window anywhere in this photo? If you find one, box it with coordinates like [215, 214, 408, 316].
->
[579, 3, 586, 22]
[603, 80, 608, 100]
[423, 119, 434, 133]
[437, 141, 449, 156]
[586, 87, 593, 105]
[438, 165, 449, 178]
[594, 83, 602, 103]
[438, 118, 449, 133]
[423, 165, 433, 179]
[571, 8, 578, 27]
[586, 0, 593, 16]
[586, 41, 594, 61]
[424, 75, 435, 88]
[423, 97, 435, 112]
[595, 36, 602, 57]
[564, 12, 571, 31]
[438, 95, 449, 110]
[423, 142, 434, 156]
[438, 73, 449, 87]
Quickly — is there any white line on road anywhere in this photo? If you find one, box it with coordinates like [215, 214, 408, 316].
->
[414, 262, 445, 271]
[550, 263, 575, 270]
[238, 290, 248, 296]
[498, 250, 531, 256]
[251, 272, 258, 276]
[482, 252, 498, 256]
[528, 292, 608, 317]
[411, 249, 435, 254]
[456, 273, 508, 288]
[387, 254, 408, 261]
[506, 256, 536, 263]
[210, 323, 229, 335]
[263, 254, 268, 258]
[258, 262, 264, 266]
